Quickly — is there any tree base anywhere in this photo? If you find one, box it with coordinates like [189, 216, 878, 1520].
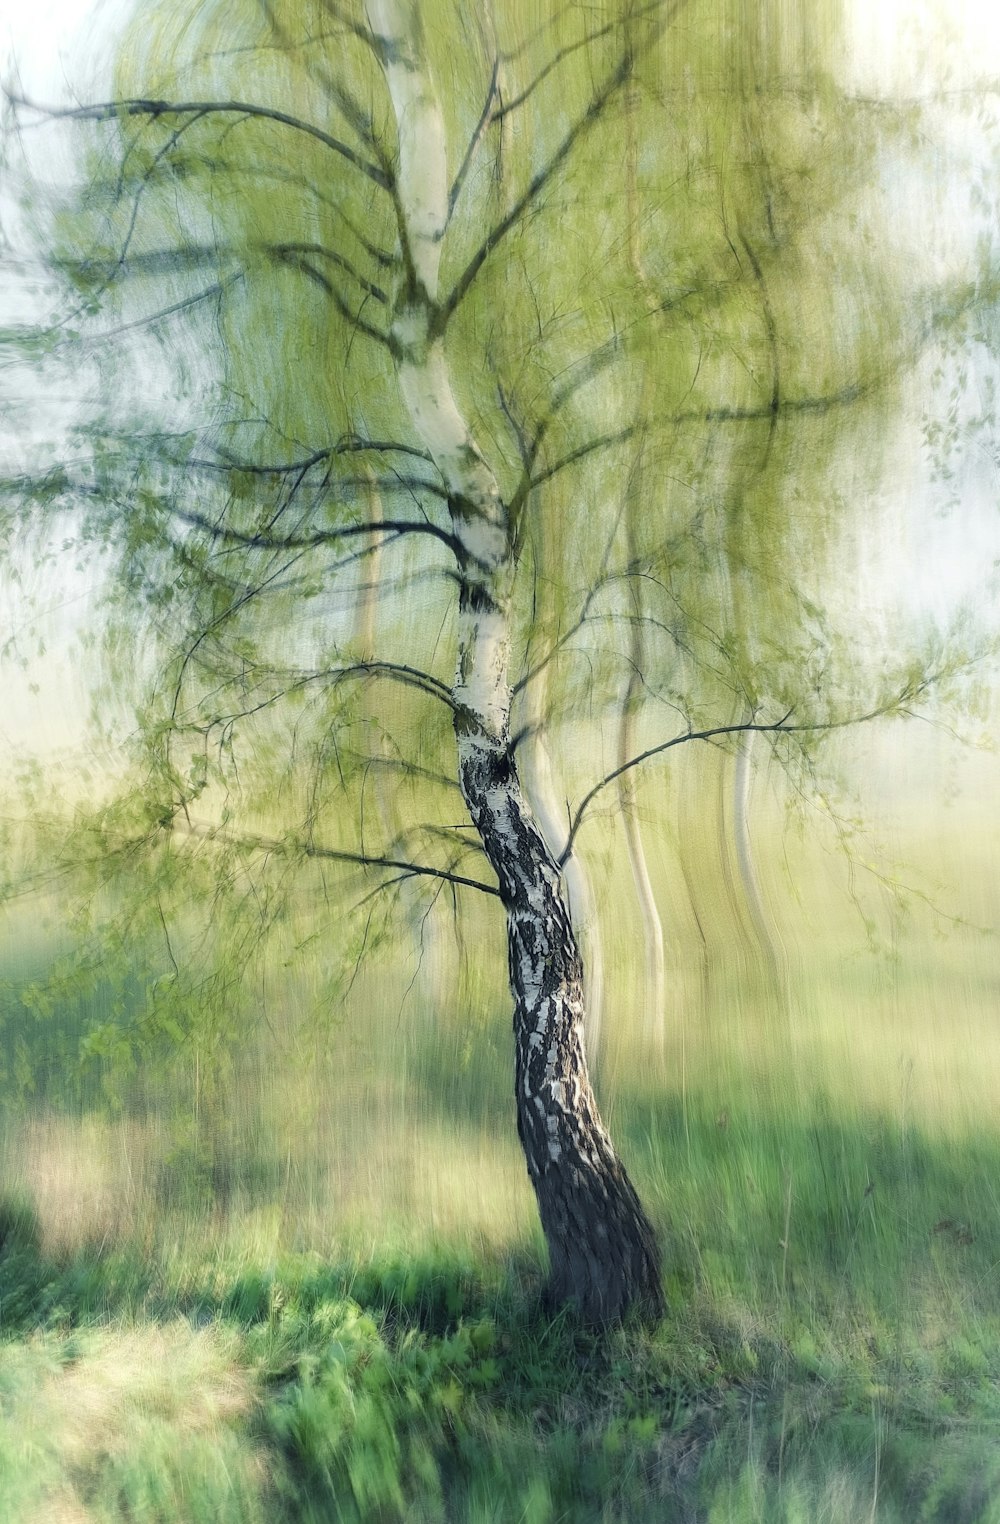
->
[536, 1162, 665, 1327]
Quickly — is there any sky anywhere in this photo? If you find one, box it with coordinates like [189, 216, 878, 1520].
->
[3, 0, 1000, 775]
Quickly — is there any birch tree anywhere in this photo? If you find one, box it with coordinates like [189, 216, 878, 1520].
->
[3, 0, 992, 1321]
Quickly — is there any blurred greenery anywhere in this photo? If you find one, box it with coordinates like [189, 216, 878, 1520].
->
[3, 806, 1000, 1518]
[4, 0, 1000, 1516]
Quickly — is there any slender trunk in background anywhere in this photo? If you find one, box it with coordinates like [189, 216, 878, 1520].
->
[520, 663, 606, 1062]
[621, 79, 667, 1052]
[731, 730, 786, 1007]
[367, 0, 663, 1321]
[617, 538, 666, 1054]
[356, 470, 446, 990]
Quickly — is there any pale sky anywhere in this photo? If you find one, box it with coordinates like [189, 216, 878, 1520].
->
[7, 0, 1000, 97]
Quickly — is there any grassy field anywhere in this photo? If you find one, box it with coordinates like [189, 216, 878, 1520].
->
[3, 758, 1000, 1521]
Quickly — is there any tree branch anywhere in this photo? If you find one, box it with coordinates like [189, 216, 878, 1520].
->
[492, 17, 624, 123]
[168, 505, 460, 557]
[269, 246, 390, 345]
[184, 437, 434, 475]
[9, 92, 392, 191]
[190, 659, 456, 727]
[436, 50, 635, 328]
[530, 427, 640, 492]
[448, 56, 499, 219]
[58, 275, 243, 349]
[179, 816, 500, 896]
[559, 685, 947, 865]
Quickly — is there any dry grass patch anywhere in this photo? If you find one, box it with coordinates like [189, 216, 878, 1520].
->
[0, 1319, 264, 1524]
[5, 1114, 156, 1255]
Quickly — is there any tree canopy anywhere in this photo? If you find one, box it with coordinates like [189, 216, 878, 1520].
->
[2, 0, 997, 1318]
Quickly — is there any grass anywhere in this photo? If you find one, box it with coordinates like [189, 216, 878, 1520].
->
[5, 1006, 1000, 1521]
[3, 1159, 1000, 1523]
[3, 789, 1000, 1519]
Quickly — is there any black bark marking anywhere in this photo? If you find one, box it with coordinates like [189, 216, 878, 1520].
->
[458, 724, 664, 1324]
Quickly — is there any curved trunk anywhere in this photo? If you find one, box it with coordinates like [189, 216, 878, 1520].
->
[458, 725, 663, 1322]
[369, 0, 662, 1322]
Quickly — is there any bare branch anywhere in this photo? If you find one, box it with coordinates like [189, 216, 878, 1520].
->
[268, 241, 388, 302]
[192, 660, 456, 726]
[269, 246, 391, 345]
[167, 504, 461, 557]
[560, 683, 952, 864]
[436, 51, 634, 329]
[50, 275, 243, 351]
[257, 0, 385, 163]
[530, 427, 640, 491]
[668, 379, 869, 427]
[179, 816, 500, 897]
[493, 0, 677, 116]
[492, 19, 621, 123]
[185, 437, 433, 475]
[448, 57, 500, 219]
[9, 91, 392, 191]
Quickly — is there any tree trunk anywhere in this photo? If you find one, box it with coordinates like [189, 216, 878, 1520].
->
[457, 721, 663, 1323]
[520, 663, 605, 1063]
[368, 0, 663, 1323]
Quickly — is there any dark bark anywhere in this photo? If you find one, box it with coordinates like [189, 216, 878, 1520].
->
[458, 726, 664, 1325]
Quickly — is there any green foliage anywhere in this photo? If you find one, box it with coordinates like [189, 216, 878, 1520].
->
[7, 1199, 1000, 1522]
[5, 0, 993, 1052]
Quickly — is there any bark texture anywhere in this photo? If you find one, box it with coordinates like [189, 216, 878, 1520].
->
[369, 0, 663, 1323]
[459, 728, 664, 1323]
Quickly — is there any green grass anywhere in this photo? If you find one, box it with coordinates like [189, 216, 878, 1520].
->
[3, 1177, 1000, 1523]
[3, 837, 1000, 1520]
[5, 1060, 1000, 1521]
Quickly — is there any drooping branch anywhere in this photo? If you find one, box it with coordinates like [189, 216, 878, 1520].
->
[183, 659, 457, 728]
[177, 816, 500, 897]
[560, 678, 952, 864]
[183, 437, 434, 475]
[268, 245, 391, 346]
[9, 92, 393, 191]
[669, 379, 869, 427]
[57, 275, 244, 349]
[256, 0, 386, 165]
[266, 241, 388, 303]
[167, 504, 461, 557]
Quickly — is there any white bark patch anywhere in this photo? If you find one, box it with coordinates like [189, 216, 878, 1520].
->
[454, 605, 510, 736]
[366, 0, 447, 297]
[519, 952, 542, 1012]
[397, 345, 472, 480]
[455, 511, 508, 569]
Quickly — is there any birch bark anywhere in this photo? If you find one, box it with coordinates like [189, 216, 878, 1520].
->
[366, 0, 662, 1321]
